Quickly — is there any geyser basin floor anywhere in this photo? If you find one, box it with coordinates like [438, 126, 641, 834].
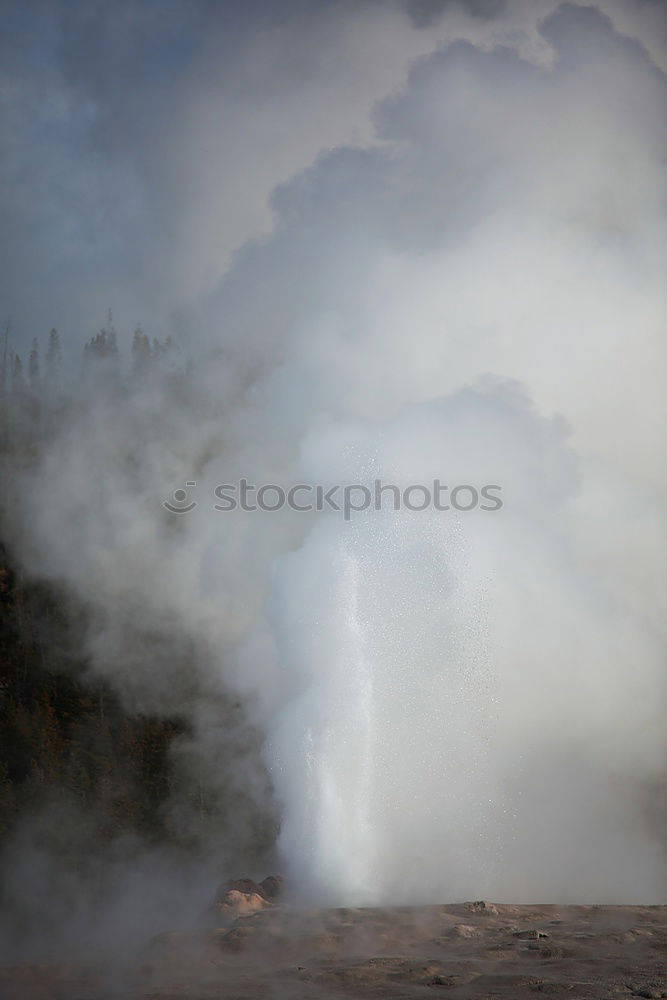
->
[4, 902, 666, 999]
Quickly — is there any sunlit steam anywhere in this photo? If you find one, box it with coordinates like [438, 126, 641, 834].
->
[2, 0, 666, 934]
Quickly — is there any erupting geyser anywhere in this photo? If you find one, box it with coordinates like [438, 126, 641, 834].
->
[267, 504, 499, 905]
[3, 1, 666, 930]
[263, 386, 665, 904]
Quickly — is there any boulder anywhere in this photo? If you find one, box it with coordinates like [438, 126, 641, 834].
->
[213, 875, 284, 920]
[218, 888, 271, 918]
[260, 875, 284, 900]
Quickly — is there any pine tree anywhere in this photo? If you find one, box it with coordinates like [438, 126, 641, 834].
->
[82, 312, 120, 386]
[107, 327, 118, 359]
[28, 338, 40, 391]
[11, 354, 24, 394]
[131, 325, 151, 378]
[104, 309, 119, 362]
[46, 328, 61, 385]
[0, 322, 9, 397]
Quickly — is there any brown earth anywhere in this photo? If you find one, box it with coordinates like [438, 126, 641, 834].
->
[1, 901, 665, 999]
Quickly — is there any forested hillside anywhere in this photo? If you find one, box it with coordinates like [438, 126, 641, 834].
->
[0, 546, 187, 845]
[0, 320, 276, 870]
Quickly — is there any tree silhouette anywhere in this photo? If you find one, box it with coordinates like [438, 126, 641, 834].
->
[28, 338, 40, 391]
[131, 325, 152, 378]
[11, 354, 24, 394]
[46, 328, 61, 386]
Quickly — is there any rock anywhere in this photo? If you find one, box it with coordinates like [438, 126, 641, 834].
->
[222, 877, 263, 897]
[465, 900, 499, 915]
[449, 924, 481, 939]
[212, 874, 285, 921]
[513, 929, 549, 940]
[260, 875, 284, 900]
[218, 888, 272, 918]
[217, 875, 284, 902]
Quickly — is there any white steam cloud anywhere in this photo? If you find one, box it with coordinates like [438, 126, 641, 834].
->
[5, 0, 667, 908]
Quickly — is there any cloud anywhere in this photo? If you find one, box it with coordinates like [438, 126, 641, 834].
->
[2, 0, 665, 358]
[406, 0, 507, 29]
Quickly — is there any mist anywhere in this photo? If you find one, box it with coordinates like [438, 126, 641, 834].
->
[1, 0, 666, 958]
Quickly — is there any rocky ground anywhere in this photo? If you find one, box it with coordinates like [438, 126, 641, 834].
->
[1, 884, 665, 999]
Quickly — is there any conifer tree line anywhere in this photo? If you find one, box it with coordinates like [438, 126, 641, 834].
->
[0, 314, 188, 457]
[1, 326, 62, 398]
[0, 316, 196, 853]
[0, 314, 276, 868]
[1, 312, 184, 400]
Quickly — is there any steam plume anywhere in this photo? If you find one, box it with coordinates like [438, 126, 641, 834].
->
[3, 0, 667, 917]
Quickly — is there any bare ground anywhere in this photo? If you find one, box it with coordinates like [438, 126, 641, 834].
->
[1, 902, 666, 999]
